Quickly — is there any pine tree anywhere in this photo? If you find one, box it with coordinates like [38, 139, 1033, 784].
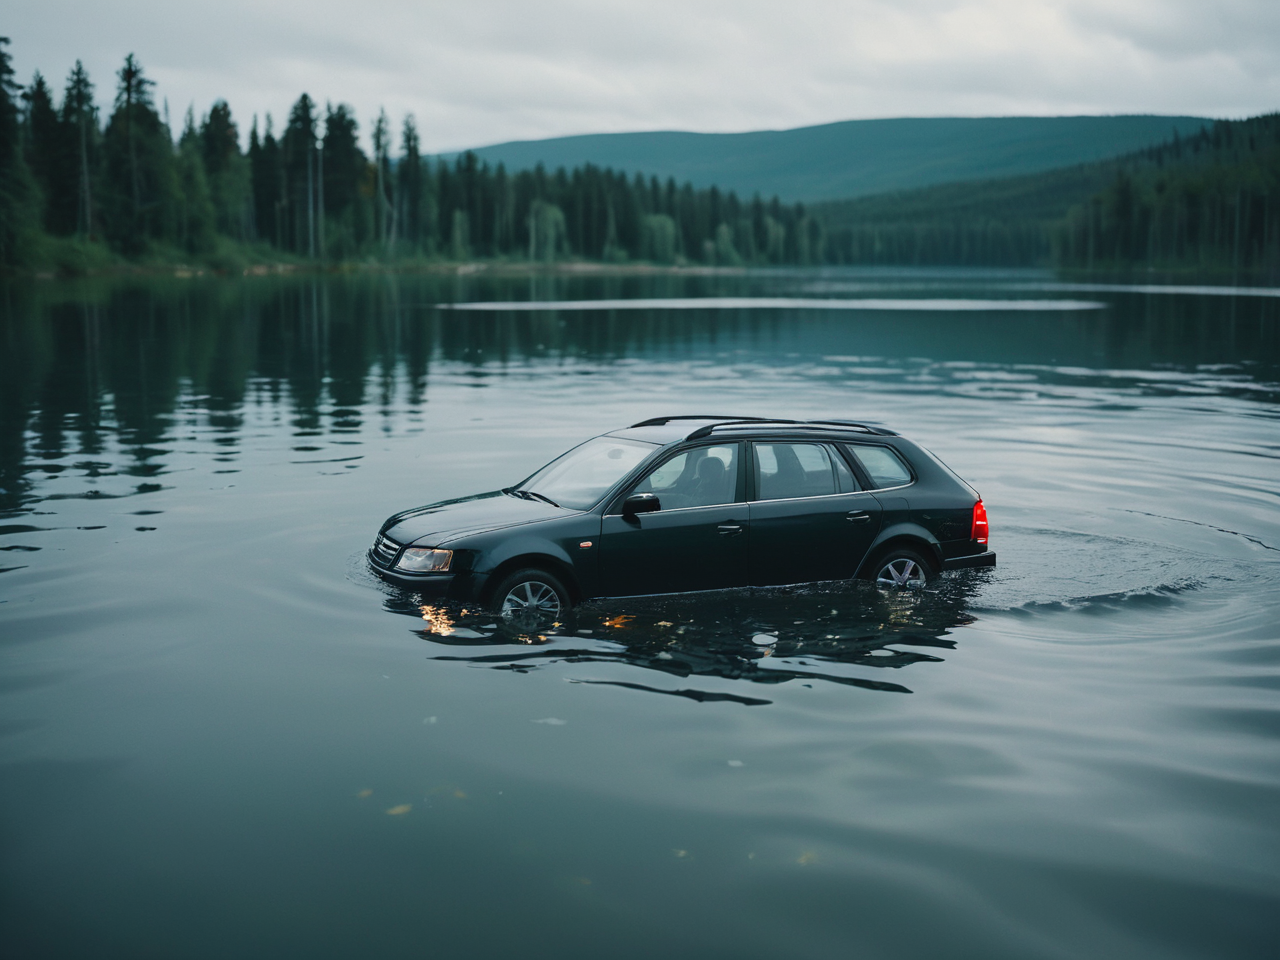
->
[21, 72, 62, 232]
[282, 94, 317, 254]
[0, 37, 40, 264]
[61, 61, 98, 238]
[398, 114, 423, 250]
[102, 54, 175, 254]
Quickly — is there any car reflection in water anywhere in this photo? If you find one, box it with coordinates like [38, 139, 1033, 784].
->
[380, 572, 990, 705]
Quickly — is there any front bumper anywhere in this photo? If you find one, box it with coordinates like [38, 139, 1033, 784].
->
[940, 550, 996, 572]
[368, 559, 460, 596]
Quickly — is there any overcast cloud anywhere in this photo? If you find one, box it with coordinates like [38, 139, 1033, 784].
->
[7, 0, 1278, 152]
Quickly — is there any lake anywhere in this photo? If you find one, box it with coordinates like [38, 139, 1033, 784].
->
[2, 266, 1278, 959]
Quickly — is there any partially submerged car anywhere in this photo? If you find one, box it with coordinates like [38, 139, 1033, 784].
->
[369, 416, 995, 619]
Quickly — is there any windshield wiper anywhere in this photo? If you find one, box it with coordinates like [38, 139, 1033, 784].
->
[516, 489, 560, 508]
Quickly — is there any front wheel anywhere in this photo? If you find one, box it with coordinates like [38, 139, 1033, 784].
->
[491, 568, 570, 623]
[868, 549, 934, 590]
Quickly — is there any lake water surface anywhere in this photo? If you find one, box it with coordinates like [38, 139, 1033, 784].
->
[2, 267, 1278, 959]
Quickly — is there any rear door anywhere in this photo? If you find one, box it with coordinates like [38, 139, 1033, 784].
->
[747, 441, 883, 585]
[598, 443, 749, 597]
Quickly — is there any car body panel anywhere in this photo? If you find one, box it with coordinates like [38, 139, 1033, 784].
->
[385, 491, 563, 546]
[600, 503, 750, 596]
[747, 491, 883, 585]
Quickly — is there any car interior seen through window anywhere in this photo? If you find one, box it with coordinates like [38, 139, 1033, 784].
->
[634, 444, 738, 509]
[755, 442, 840, 500]
[849, 444, 913, 488]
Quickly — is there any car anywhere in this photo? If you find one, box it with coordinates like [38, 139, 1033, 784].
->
[368, 416, 995, 620]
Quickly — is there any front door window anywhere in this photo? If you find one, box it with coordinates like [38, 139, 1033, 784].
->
[633, 444, 739, 509]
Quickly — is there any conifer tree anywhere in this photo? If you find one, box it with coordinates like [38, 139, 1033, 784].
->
[21, 73, 63, 232]
[61, 61, 98, 238]
[102, 54, 174, 253]
[0, 37, 39, 264]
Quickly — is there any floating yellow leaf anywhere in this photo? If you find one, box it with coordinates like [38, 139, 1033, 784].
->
[797, 851, 817, 865]
[673, 849, 689, 858]
[655, 621, 673, 628]
[386, 804, 412, 816]
[356, 789, 373, 798]
[603, 614, 635, 628]
[453, 790, 468, 799]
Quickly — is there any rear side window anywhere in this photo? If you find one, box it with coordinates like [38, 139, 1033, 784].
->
[754, 442, 838, 500]
[847, 445, 913, 488]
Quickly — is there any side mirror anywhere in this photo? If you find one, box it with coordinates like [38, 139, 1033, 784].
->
[622, 493, 661, 516]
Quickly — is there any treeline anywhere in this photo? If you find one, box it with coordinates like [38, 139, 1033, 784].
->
[815, 113, 1280, 276]
[0, 39, 821, 272]
[1057, 114, 1280, 272]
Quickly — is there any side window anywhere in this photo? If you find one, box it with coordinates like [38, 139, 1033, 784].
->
[632, 444, 738, 509]
[831, 446, 861, 492]
[847, 445, 913, 488]
[754, 443, 837, 500]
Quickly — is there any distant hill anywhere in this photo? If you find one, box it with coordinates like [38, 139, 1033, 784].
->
[452, 116, 1212, 203]
[811, 113, 1280, 274]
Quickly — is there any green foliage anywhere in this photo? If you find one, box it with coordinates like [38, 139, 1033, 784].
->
[7, 35, 1269, 278]
[1057, 115, 1280, 274]
[101, 54, 178, 255]
[0, 37, 42, 265]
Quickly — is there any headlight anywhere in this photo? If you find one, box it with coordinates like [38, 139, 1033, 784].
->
[395, 547, 453, 573]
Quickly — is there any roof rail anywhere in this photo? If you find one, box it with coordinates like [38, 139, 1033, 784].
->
[685, 418, 897, 440]
[630, 415, 771, 428]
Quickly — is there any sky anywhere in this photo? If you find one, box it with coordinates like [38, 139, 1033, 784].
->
[7, 0, 1279, 153]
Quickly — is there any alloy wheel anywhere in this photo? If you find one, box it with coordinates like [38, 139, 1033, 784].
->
[501, 580, 563, 619]
[876, 557, 927, 590]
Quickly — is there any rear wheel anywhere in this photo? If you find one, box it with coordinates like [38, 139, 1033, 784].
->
[491, 568, 570, 623]
[868, 548, 934, 590]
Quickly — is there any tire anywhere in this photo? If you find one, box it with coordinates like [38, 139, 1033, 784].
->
[491, 567, 570, 623]
[866, 548, 934, 590]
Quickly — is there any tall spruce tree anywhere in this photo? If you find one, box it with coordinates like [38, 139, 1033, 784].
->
[248, 115, 282, 245]
[397, 114, 423, 251]
[102, 54, 175, 254]
[282, 94, 317, 254]
[199, 100, 250, 239]
[320, 103, 365, 257]
[21, 72, 64, 233]
[0, 37, 39, 264]
[61, 61, 98, 238]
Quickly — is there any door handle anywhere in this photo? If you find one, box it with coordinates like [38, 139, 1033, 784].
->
[846, 511, 871, 522]
[717, 523, 743, 536]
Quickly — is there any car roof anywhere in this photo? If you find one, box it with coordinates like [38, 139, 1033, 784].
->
[605, 416, 898, 445]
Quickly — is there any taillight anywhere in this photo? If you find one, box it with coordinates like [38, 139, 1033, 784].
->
[971, 500, 989, 544]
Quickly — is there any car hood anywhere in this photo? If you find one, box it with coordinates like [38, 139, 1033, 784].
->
[383, 491, 567, 546]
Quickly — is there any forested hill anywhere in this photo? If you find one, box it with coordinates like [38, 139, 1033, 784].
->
[455, 116, 1211, 203]
[812, 113, 1280, 275]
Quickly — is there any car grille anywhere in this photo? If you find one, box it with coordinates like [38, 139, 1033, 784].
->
[370, 534, 401, 568]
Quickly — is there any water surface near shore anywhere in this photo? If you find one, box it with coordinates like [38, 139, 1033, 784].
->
[2, 268, 1278, 959]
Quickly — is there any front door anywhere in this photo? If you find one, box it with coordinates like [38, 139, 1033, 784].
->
[598, 443, 749, 597]
[747, 441, 883, 585]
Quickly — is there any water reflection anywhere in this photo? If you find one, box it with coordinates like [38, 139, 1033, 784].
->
[379, 574, 987, 703]
[4, 268, 1278, 514]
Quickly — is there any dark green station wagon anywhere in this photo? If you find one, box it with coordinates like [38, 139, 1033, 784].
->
[369, 416, 995, 620]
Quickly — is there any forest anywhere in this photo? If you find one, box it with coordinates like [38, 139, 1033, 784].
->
[814, 114, 1280, 276]
[0, 40, 821, 273]
[1, 36, 1276, 277]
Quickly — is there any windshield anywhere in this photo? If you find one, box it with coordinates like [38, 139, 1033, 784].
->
[518, 436, 658, 511]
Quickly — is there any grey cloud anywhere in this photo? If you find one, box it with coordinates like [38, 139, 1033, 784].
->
[6, 0, 1277, 154]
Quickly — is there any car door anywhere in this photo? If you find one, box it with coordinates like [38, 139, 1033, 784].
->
[747, 441, 883, 585]
[598, 443, 749, 597]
